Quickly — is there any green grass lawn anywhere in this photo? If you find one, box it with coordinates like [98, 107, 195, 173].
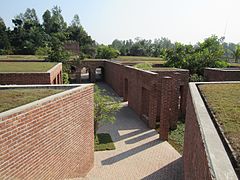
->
[113, 56, 166, 64]
[94, 133, 116, 151]
[168, 121, 185, 155]
[114, 56, 163, 61]
[0, 62, 57, 72]
[0, 55, 45, 60]
[0, 89, 64, 113]
[199, 84, 240, 164]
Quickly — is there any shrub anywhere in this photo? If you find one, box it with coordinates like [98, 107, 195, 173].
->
[62, 73, 69, 84]
[95, 45, 120, 59]
[0, 49, 13, 55]
[45, 49, 70, 63]
[215, 60, 229, 68]
[165, 35, 227, 75]
[189, 74, 204, 82]
[35, 47, 50, 56]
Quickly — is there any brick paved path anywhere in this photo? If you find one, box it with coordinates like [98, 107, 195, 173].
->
[80, 83, 183, 180]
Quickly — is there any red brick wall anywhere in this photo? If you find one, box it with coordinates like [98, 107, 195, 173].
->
[84, 60, 189, 138]
[104, 61, 124, 96]
[103, 61, 190, 132]
[49, 63, 62, 84]
[0, 63, 62, 85]
[0, 73, 51, 85]
[183, 89, 212, 180]
[0, 85, 94, 179]
[204, 68, 240, 81]
[64, 41, 80, 55]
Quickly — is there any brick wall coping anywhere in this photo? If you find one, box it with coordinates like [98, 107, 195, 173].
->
[0, 63, 61, 74]
[205, 67, 240, 72]
[0, 83, 93, 120]
[189, 82, 238, 179]
[47, 63, 62, 73]
[125, 65, 158, 75]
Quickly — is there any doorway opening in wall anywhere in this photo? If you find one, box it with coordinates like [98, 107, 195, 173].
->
[124, 78, 128, 102]
[141, 87, 150, 123]
[81, 67, 91, 83]
[95, 67, 104, 82]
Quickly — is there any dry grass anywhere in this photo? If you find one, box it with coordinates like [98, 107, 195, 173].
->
[0, 89, 64, 113]
[0, 62, 57, 72]
[199, 84, 240, 164]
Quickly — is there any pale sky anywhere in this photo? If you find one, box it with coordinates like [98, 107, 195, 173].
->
[0, 0, 240, 45]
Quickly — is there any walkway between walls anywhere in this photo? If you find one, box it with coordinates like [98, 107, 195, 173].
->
[79, 83, 183, 180]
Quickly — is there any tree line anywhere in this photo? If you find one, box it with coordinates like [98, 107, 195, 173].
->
[0, 6, 97, 59]
[111, 37, 240, 63]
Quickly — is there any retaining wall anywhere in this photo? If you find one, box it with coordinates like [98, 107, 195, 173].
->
[0, 63, 62, 85]
[0, 84, 94, 179]
[204, 68, 240, 81]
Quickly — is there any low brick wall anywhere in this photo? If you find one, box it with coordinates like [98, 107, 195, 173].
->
[184, 82, 237, 180]
[0, 63, 62, 85]
[0, 84, 94, 179]
[204, 68, 240, 81]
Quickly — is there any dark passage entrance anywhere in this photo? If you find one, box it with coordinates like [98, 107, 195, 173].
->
[95, 67, 104, 82]
[141, 87, 150, 122]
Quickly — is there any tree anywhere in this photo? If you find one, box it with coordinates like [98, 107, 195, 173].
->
[96, 45, 120, 59]
[42, 10, 52, 34]
[165, 35, 228, 75]
[0, 17, 11, 53]
[94, 86, 121, 135]
[67, 14, 96, 58]
[232, 44, 240, 63]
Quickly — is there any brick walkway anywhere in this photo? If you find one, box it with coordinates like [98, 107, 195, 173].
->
[80, 83, 183, 180]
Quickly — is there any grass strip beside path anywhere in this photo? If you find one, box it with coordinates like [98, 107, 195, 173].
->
[95, 133, 116, 151]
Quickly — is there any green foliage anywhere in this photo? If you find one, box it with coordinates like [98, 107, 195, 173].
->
[189, 74, 204, 82]
[96, 45, 120, 59]
[165, 35, 228, 75]
[233, 45, 240, 63]
[111, 37, 173, 57]
[62, 73, 69, 84]
[35, 46, 49, 56]
[0, 7, 95, 57]
[46, 49, 70, 63]
[67, 14, 97, 58]
[168, 121, 185, 154]
[94, 86, 121, 134]
[94, 133, 116, 151]
[134, 62, 152, 70]
[215, 60, 229, 68]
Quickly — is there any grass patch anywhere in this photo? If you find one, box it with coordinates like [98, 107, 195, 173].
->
[0, 55, 45, 60]
[168, 121, 185, 155]
[114, 56, 164, 61]
[94, 133, 116, 151]
[0, 62, 57, 72]
[0, 89, 64, 113]
[133, 62, 152, 70]
[199, 84, 240, 164]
